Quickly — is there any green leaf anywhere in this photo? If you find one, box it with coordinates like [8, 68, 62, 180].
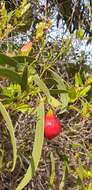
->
[0, 53, 19, 68]
[75, 72, 83, 87]
[50, 70, 69, 108]
[87, 183, 92, 190]
[50, 89, 68, 95]
[33, 74, 50, 98]
[0, 149, 4, 170]
[0, 102, 17, 171]
[21, 65, 28, 91]
[48, 96, 61, 108]
[69, 105, 80, 113]
[68, 86, 77, 102]
[36, 21, 52, 40]
[0, 68, 21, 84]
[87, 171, 92, 178]
[70, 143, 82, 149]
[59, 161, 68, 190]
[2, 83, 21, 100]
[15, 1, 30, 18]
[49, 152, 55, 189]
[78, 85, 91, 97]
[76, 28, 84, 39]
[86, 76, 92, 85]
[76, 165, 87, 181]
[81, 99, 90, 118]
[20, 3, 30, 17]
[16, 101, 44, 190]
[50, 70, 67, 89]
[12, 56, 34, 64]
[13, 103, 31, 113]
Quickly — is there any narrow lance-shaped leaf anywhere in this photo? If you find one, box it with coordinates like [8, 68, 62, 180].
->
[0, 53, 19, 68]
[49, 152, 56, 189]
[75, 72, 83, 87]
[21, 65, 28, 91]
[50, 89, 67, 95]
[48, 96, 61, 108]
[0, 68, 21, 84]
[0, 149, 4, 170]
[12, 56, 34, 64]
[33, 74, 61, 108]
[33, 74, 51, 98]
[0, 102, 17, 171]
[50, 70, 69, 108]
[59, 161, 68, 190]
[78, 85, 91, 97]
[20, 3, 30, 17]
[16, 101, 44, 190]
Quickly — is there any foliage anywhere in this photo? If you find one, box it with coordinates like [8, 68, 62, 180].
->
[0, 102, 17, 171]
[0, 0, 92, 190]
[0, 0, 31, 39]
[16, 101, 44, 190]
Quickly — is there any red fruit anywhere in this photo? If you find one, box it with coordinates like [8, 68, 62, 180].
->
[44, 109, 61, 140]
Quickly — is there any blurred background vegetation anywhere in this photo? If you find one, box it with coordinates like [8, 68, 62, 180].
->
[0, 0, 92, 190]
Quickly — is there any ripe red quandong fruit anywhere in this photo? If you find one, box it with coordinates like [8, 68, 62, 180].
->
[44, 109, 61, 140]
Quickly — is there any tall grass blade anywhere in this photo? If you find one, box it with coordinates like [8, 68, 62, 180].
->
[16, 101, 44, 190]
[0, 102, 17, 171]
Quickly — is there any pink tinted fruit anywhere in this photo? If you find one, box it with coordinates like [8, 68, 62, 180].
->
[44, 110, 61, 140]
[21, 41, 32, 53]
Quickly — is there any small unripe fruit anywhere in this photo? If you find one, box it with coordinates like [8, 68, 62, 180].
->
[21, 41, 32, 53]
[44, 109, 61, 140]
